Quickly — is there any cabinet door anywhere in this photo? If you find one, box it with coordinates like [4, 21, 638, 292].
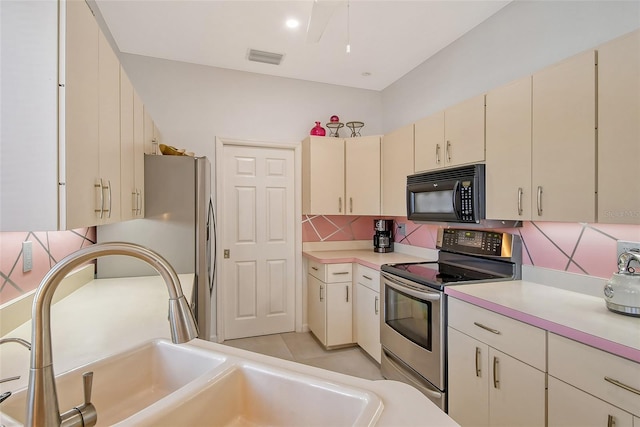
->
[414, 112, 444, 172]
[381, 124, 414, 216]
[307, 275, 326, 345]
[326, 281, 353, 347]
[97, 30, 121, 224]
[485, 77, 532, 220]
[302, 137, 345, 215]
[133, 89, 145, 217]
[143, 107, 156, 155]
[120, 68, 136, 221]
[63, 0, 100, 229]
[355, 283, 380, 363]
[444, 94, 486, 167]
[548, 376, 634, 427]
[448, 327, 490, 427]
[532, 50, 596, 222]
[488, 348, 546, 427]
[598, 30, 640, 224]
[346, 136, 380, 215]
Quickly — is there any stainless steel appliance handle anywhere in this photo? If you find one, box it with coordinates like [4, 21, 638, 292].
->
[382, 350, 443, 400]
[604, 376, 640, 396]
[383, 275, 441, 301]
[517, 187, 523, 216]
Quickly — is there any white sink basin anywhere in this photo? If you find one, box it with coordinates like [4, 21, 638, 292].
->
[128, 363, 383, 427]
[0, 339, 226, 426]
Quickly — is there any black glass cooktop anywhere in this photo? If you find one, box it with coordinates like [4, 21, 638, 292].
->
[381, 261, 504, 290]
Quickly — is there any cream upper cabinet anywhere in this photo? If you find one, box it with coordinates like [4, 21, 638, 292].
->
[415, 95, 485, 172]
[448, 298, 546, 427]
[120, 69, 145, 221]
[144, 107, 160, 155]
[382, 124, 414, 216]
[346, 136, 381, 215]
[302, 136, 380, 215]
[597, 30, 640, 224]
[532, 50, 596, 222]
[485, 77, 532, 221]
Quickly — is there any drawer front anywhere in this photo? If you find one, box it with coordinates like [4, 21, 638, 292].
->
[355, 264, 380, 292]
[448, 298, 546, 371]
[308, 259, 327, 281]
[548, 333, 640, 416]
[326, 263, 352, 283]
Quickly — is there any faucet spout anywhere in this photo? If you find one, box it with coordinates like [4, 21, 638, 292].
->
[25, 242, 199, 427]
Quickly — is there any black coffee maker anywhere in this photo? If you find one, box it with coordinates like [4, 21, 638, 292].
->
[373, 219, 394, 253]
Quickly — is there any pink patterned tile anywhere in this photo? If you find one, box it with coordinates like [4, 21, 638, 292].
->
[586, 223, 640, 242]
[519, 222, 570, 270]
[531, 222, 586, 256]
[572, 226, 619, 278]
[351, 217, 375, 240]
[0, 232, 28, 273]
[302, 216, 322, 242]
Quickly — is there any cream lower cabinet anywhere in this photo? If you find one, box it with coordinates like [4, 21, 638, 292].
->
[307, 261, 354, 348]
[302, 136, 380, 216]
[381, 124, 414, 216]
[548, 333, 640, 426]
[597, 29, 640, 224]
[354, 265, 381, 363]
[447, 298, 546, 427]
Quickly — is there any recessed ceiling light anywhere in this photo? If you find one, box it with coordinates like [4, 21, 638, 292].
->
[286, 19, 299, 29]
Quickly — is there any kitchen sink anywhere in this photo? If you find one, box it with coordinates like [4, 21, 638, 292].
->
[127, 362, 383, 427]
[0, 339, 226, 426]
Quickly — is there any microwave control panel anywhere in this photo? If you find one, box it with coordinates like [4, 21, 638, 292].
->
[460, 181, 474, 221]
[438, 229, 505, 257]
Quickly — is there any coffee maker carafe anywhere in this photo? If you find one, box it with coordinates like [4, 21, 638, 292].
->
[373, 219, 394, 253]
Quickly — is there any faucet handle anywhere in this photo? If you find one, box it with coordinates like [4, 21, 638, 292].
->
[83, 371, 93, 405]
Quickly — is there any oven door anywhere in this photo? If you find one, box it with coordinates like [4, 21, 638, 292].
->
[380, 272, 445, 391]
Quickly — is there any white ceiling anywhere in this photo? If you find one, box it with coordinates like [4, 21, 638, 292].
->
[95, 0, 511, 91]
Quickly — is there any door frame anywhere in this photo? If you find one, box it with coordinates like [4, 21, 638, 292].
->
[215, 137, 302, 342]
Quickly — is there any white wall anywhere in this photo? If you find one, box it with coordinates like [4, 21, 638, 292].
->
[119, 54, 382, 162]
[382, 0, 640, 133]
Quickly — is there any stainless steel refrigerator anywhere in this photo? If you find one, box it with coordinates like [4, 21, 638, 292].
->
[97, 155, 215, 341]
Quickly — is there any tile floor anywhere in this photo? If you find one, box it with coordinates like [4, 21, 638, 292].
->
[222, 332, 384, 381]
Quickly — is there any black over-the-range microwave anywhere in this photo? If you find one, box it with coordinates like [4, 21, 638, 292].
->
[406, 164, 485, 223]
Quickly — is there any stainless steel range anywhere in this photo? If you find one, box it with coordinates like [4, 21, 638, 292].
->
[380, 228, 522, 411]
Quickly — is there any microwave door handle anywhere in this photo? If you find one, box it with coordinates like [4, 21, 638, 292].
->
[452, 180, 462, 221]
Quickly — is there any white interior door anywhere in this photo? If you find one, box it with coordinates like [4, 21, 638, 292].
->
[221, 144, 295, 339]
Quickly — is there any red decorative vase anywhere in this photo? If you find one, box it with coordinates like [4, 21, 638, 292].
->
[310, 121, 326, 136]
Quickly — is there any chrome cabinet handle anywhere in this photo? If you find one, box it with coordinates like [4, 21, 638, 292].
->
[474, 322, 501, 335]
[349, 197, 353, 213]
[475, 347, 482, 377]
[105, 180, 112, 218]
[311, 266, 319, 271]
[517, 187, 523, 216]
[345, 285, 349, 302]
[362, 275, 372, 280]
[537, 185, 543, 216]
[374, 296, 379, 315]
[332, 271, 350, 275]
[338, 197, 342, 213]
[607, 415, 615, 427]
[320, 285, 324, 302]
[493, 356, 500, 389]
[132, 191, 138, 214]
[136, 189, 142, 215]
[435, 144, 441, 164]
[94, 179, 104, 219]
[604, 376, 640, 396]
[446, 140, 452, 163]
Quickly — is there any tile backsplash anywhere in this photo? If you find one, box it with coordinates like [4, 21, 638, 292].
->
[302, 215, 640, 279]
[0, 228, 96, 304]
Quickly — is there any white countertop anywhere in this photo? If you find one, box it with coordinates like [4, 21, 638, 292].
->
[446, 281, 640, 363]
[0, 273, 457, 426]
[303, 249, 433, 269]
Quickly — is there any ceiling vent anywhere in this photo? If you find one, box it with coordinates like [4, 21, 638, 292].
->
[247, 49, 284, 66]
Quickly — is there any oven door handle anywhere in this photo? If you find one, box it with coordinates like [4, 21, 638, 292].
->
[383, 275, 441, 301]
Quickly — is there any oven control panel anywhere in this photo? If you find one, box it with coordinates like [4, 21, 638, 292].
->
[437, 228, 513, 258]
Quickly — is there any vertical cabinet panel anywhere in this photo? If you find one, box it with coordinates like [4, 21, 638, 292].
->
[120, 68, 136, 220]
[326, 282, 353, 347]
[444, 94, 486, 167]
[597, 30, 640, 224]
[414, 112, 444, 173]
[532, 50, 596, 222]
[307, 275, 327, 345]
[382, 124, 414, 216]
[485, 77, 532, 221]
[302, 137, 345, 215]
[345, 136, 380, 215]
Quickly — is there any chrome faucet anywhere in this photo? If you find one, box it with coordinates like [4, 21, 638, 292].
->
[25, 242, 199, 427]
